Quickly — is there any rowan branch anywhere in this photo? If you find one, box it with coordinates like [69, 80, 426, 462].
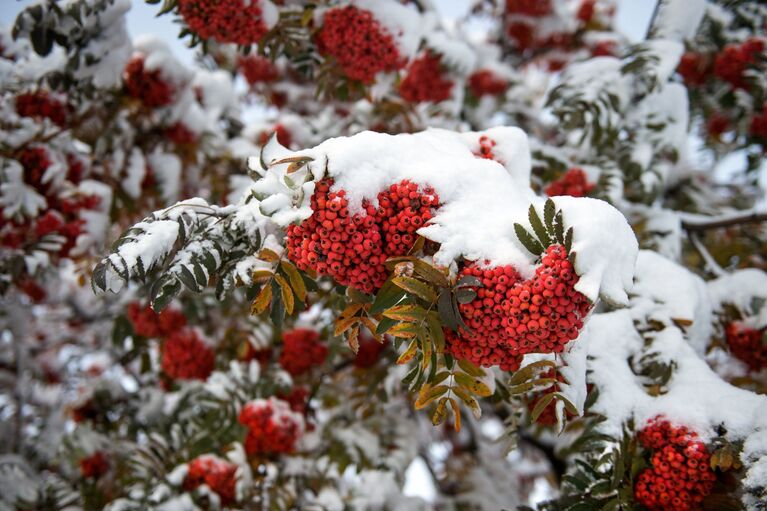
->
[680, 210, 767, 232]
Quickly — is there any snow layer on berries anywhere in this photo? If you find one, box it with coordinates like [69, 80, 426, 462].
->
[354, 0, 423, 60]
[586, 310, 767, 441]
[261, 128, 636, 304]
[424, 31, 477, 75]
[132, 35, 192, 89]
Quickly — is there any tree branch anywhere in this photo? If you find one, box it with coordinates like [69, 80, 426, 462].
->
[681, 210, 767, 231]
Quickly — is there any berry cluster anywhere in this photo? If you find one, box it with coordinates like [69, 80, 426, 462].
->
[15, 91, 68, 127]
[257, 123, 292, 149]
[80, 451, 109, 479]
[286, 179, 440, 294]
[526, 369, 575, 425]
[505, 0, 552, 17]
[178, 0, 271, 46]
[545, 168, 595, 197]
[468, 70, 508, 98]
[238, 398, 304, 456]
[446, 245, 592, 370]
[184, 455, 238, 505]
[161, 328, 216, 381]
[714, 38, 764, 90]
[239, 55, 279, 86]
[749, 104, 767, 141]
[634, 418, 716, 511]
[399, 53, 454, 104]
[316, 5, 404, 84]
[677, 52, 709, 87]
[124, 56, 175, 108]
[706, 113, 730, 139]
[127, 302, 187, 338]
[278, 328, 328, 377]
[724, 322, 767, 372]
[280, 386, 309, 413]
[475, 135, 497, 160]
[353, 334, 388, 369]
[164, 122, 197, 145]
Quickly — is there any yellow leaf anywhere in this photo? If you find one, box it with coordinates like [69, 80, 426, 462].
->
[397, 340, 419, 365]
[427, 313, 445, 353]
[455, 373, 492, 397]
[391, 276, 437, 303]
[251, 284, 272, 315]
[274, 274, 294, 315]
[453, 387, 482, 419]
[431, 397, 448, 426]
[509, 359, 557, 386]
[382, 304, 427, 322]
[251, 269, 273, 283]
[339, 303, 363, 320]
[422, 334, 432, 370]
[347, 325, 360, 355]
[334, 315, 359, 337]
[457, 359, 485, 378]
[388, 322, 422, 339]
[415, 384, 449, 410]
[359, 316, 381, 341]
[258, 248, 281, 262]
[280, 261, 306, 302]
[448, 397, 461, 432]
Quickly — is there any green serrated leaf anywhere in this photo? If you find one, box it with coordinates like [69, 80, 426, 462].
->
[529, 204, 551, 247]
[514, 223, 544, 256]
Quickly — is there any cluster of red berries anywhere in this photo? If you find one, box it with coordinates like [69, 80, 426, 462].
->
[507, 23, 573, 52]
[278, 328, 328, 377]
[446, 245, 592, 371]
[316, 5, 404, 84]
[677, 52, 709, 87]
[127, 302, 187, 338]
[164, 122, 197, 145]
[257, 123, 292, 148]
[353, 334, 388, 369]
[161, 328, 216, 381]
[286, 179, 440, 294]
[399, 53, 454, 104]
[124, 56, 175, 108]
[475, 135, 497, 160]
[238, 398, 303, 456]
[714, 38, 764, 90]
[505, 0, 552, 17]
[80, 451, 109, 479]
[178, 0, 271, 45]
[545, 167, 595, 197]
[706, 113, 730, 139]
[184, 455, 237, 505]
[634, 418, 716, 511]
[749, 104, 767, 141]
[724, 322, 767, 372]
[526, 369, 575, 426]
[279, 386, 309, 413]
[15, 91, 68, 127]
[239, 55, 279, 86]
[576, 0, 596, 23]
[468, 70, 508, 98]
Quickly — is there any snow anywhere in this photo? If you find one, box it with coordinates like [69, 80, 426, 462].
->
[652, 0, 706, 42]
[355, 0, 424, 60]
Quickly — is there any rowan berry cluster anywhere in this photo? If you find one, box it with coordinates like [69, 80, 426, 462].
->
[239, 55, 279, 86]
[468, 70, 508, 97]
[178, 0, 271, 46]
[714, 38, 764, 89]
[184, 455, 238, 505]
[724, 322, 767, 372]
[475, 135, 497, 160]
[706, 113, 730, 139]
[505, 0, 552, 17]
[526, 369, 574, 425]
[238, 398, 304, 456]
[79, 451, 109, 479]
[278, 328, 328, 376]
[749, 104, 767, 141]
[127, 302, 187, 338]
[124, 56, 175, 108]
[545, 168, 595, 197]
[161, 328, 216, 381]
[286, 179, 440, 294]
[316, 5, 404, 84]
[677, 52, 709, 87]
[353, 334, 388, 369]
[164, 122, 197, 145]
[634, 418, 716, 511]
[280, 386, 309, 413]
[15, 91, 68, 127]
[399, 53, 454, 104]
[446, 245, 592, 371]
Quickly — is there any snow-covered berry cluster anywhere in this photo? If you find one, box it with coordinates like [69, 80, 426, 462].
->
[635, 418, 716, 511]
[238, 397, 304, 456]
[79, 451, 109, 479]
[15, 91, 69, 127]
[468, 70, 508, 98]
[183, 455, 238, 505]
[161, 328, 216, 381]
[278, 328, 328, 377]
[127, 302, 187, 339]
[475, 135, 497, 160]
[725, 322, 767, 372]
[545, 168, 595, 197]
[316, 5, 404, 84]
[239, 55, 279, 86]
[447, 245, 592, 371]
[399, 53, 454, 104]
[286, 179, 440, 294]
[124, 56, 175, 108]
[177, 0, 274, 46]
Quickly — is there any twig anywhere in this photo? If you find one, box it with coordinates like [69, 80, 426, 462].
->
[644, 0, 663, 40]
[688, 232, 725, 277]
[681, 210, 767, 232]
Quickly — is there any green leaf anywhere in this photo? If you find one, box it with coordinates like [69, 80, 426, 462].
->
[437, 290, 458, 330]
[544, 199, 556, 234]
[457, 359, 485, 378]
[455, 373, 492, 397]
[509, 360, 557, 386]
[382, 304, 427, 322]
[553, 211, 565, 244]
[371, 280, 407, 314]
[455, 288, 477, 304]
[514, 223, 544, 256]
[427, 313, 445, 354]
[528, 204, 551, 247]
[178, 265, 199, 292]
[151, 277, 181, 312]
[391, 276, 437, 303]
[565, 227, 574, 253]
[530, 393, 556, 423]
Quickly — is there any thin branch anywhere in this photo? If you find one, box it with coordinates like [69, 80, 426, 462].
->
[644, 0, 663, 40]
[681, 210, 767, 232]
[688, 232, 725, 277]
